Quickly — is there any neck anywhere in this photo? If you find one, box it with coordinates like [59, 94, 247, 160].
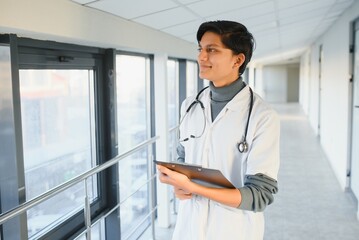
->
[211, 74, 241, 87]
[209, 77, 245, 102]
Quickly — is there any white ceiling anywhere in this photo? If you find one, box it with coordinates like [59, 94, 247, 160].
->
[71, 0, 354, 63]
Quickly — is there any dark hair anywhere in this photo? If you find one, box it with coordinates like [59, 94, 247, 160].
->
[196, 20, 255, 75]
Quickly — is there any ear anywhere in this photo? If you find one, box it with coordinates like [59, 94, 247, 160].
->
[233, 53, 245, 68]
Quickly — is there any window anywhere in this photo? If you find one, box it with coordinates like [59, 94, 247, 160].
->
[167, 59, 179, 129]
[167, 59, 180, 167]
[116, 54, 152, 239]
[0, 37, 111, 239]
[74, 220, 105, 240]
[19, 69, 98, 238]
[186, 61, 198, 97]
[0, 43, 20, 240]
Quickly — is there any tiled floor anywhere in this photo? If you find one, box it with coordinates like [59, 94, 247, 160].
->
[141, 103, 359, 240]
[264, 103, 359, 240]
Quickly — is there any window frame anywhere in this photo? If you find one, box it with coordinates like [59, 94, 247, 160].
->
[114, 50, 155, 239]
[0, 34, 116, 240]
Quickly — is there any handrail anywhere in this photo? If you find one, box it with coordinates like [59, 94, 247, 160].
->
[168, 125, 178, 134]
[102, 174, 157, 220]
[0, 136, 159, 226]
[124, 206, 158, 240]
[167, 126, 180, 215]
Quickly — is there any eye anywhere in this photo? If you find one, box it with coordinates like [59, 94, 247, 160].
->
[197, 47, 203, 52]
[207, 47, 217, 53]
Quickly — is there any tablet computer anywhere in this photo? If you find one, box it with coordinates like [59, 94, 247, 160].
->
[154, 160, 235, 189]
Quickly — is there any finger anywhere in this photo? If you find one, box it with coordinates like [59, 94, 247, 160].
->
[159, 172, 172, 184]
[174, 187, 192, 196]
[175, 192, 192, 200]
[157, 165, 173, 176]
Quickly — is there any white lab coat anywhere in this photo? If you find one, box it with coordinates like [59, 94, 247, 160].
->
[173, 85, 280, 240]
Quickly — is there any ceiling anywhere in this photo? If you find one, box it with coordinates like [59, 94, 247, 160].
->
[71, 0, 354, 64]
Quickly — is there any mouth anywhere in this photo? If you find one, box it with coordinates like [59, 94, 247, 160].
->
[199, 65, 212, 71]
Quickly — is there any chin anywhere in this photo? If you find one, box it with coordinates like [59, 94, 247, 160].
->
[199, 73, 210, 80]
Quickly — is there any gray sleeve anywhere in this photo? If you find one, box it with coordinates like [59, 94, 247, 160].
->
[237, 174, 278, 212]
[176, 143, 185, 162]
[177, 144, 277, 212]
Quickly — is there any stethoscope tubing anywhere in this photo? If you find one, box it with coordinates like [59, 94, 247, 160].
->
[178, 86, 253, 154]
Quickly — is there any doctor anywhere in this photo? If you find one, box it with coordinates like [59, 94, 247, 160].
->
[157, 20, 280, 240]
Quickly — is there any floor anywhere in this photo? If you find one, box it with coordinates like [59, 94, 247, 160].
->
[141, 103, 359, 240]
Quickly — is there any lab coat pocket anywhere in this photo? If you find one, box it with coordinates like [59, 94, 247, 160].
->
[211, 203, 264, 240]
[207, 202, 248, 240]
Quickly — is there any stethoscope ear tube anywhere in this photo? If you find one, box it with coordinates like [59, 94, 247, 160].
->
[178, 87, 209, 142]
[185, 86, 209, 113]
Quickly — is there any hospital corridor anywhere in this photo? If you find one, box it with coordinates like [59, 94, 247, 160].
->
[265, 104, 359, 240]
[143, 103, 359, 240]
[1, 0, 359, 239]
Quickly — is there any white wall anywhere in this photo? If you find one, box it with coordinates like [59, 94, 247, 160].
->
[254, 66, 265, 97]
[0, 0, 197, 60]
[299, 50, 311, 115]
[300, 1, 359, 194]
[262, 65, 287, 103]
[259, 64, 299, 103]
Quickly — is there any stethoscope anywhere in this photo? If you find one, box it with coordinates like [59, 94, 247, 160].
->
[178, 85, 254, 153]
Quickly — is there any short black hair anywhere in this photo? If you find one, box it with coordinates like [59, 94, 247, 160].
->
[197, 20, 255, 75]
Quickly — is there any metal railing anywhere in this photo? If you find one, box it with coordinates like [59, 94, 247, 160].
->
[0, 136, 159, 240]
[168, 126, 179, 215]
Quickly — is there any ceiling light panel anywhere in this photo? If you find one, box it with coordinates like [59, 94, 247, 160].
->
[279, 7, 328, 26]
[276, 0, 320, 10]
[161, 20, 203, 37]
[187, 0, 269, 18]
[288, 14, 322, 28]
[278, 2, 332, 20]
[87, 0, 178, 19]
[241, 13, 276, 29]
[249, 21, 279, 34]
[325, 0, 354, 20]
[133, 7, 198, 29]
[180, 33, 198, 43]
[206, 1, 275, 23]
[253, 24, 279, 36]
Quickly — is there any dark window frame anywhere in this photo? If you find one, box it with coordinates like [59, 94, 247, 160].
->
[0, 34, 117, 240]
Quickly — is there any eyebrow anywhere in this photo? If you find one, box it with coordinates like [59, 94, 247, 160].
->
[198, 43, 222, 48]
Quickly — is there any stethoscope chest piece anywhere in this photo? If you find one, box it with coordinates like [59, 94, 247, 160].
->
[237, 87, 253, 153]
[238, 141, 248, 153]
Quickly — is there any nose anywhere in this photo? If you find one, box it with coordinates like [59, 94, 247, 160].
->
[197, 49, 207, 62]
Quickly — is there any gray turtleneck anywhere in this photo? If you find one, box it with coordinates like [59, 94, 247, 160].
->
[209, 78, 246, 121]
[177, 79, 278, 212]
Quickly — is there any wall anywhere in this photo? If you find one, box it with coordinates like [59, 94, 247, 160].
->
[0, 0, 197, 60]
[300, 1, 359, 195]
[287, 64, 299, 102]
[262, 65, 287, 103]
[299, 50, 311, 116]
[260, 63, 299, 103]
